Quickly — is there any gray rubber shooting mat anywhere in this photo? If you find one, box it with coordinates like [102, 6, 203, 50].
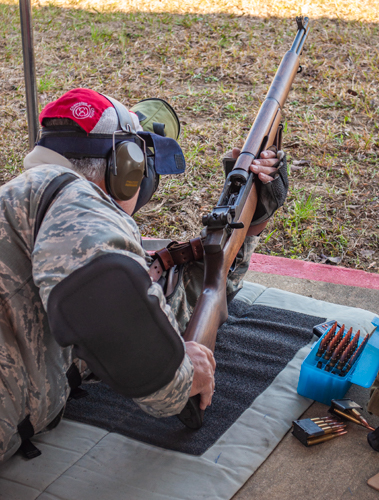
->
[64, 302, 323, 455]
[0, 282, 376, 500]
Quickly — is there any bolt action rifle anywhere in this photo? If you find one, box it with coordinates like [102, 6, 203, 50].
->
[178, 17, 310, 429]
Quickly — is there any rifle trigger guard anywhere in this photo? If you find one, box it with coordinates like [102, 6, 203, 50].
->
[297, 65, 303, 74]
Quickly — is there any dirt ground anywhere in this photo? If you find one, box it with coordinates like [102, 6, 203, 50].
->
[1, 1, 378, 271]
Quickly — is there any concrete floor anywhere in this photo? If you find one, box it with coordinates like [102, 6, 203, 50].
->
[233, 271, 379, 500]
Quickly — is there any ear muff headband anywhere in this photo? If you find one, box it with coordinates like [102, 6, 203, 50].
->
[101, 94, 136, 134]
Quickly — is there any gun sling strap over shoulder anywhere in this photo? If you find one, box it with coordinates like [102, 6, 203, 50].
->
[18, 173, 86, 460]
[34, 172, 79, 240]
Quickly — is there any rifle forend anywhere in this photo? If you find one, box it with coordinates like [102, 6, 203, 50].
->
[178, 17, 310, 430]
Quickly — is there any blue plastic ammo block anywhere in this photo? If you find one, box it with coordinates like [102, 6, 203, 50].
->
[297, 317, 379, 405]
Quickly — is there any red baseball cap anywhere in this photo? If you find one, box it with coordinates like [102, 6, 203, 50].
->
[39, 88, 118, 134]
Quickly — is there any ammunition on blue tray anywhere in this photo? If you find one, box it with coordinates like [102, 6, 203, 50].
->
[325, 328, 353, 372]
[343, 334, 369, 374]
[316, 321, 338, 356]
[328, 327, 353, 368]
[324, 324, 345, 360]
[336, 330, 360, 370]
[350, 330, 360, 350]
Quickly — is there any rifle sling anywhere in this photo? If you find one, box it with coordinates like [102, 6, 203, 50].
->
[148, 237, 204, 282]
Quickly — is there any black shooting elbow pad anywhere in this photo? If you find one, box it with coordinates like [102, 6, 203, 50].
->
[47, 253, 184, 398]
[251, 151, 289, 226]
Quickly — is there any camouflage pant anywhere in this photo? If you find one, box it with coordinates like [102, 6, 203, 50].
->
[167, 235, 259, 334]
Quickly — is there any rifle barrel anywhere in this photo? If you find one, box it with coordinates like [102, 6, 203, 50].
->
[235, 16, 309, 173]
[291, 16, 310, 54]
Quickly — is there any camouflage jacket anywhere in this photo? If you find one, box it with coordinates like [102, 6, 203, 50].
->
[0, 163, 258, 463]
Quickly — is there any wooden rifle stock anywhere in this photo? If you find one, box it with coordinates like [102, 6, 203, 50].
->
[178, 17, 310, 429]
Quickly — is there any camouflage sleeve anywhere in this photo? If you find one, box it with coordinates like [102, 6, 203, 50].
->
[31, 176, 194, 416]
[133, 352, 193, 417]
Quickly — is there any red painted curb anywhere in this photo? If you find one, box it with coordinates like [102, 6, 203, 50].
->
[249, 254, 379, 290]
[142, 238, 379, 290]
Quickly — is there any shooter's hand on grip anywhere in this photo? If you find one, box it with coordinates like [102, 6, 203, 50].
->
[177, 342, 216, 429]
[186, 341, 216, 410]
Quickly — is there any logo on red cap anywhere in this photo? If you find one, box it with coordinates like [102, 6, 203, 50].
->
[70, 102, 95, 120]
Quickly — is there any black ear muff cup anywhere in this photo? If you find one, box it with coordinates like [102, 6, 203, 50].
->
[108, 142, 145, 201]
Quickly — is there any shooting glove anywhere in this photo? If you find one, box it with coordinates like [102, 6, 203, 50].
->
[250, 149, 288, 226]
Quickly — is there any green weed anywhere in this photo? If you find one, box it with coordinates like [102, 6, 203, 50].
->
[38, 69, 56, 93]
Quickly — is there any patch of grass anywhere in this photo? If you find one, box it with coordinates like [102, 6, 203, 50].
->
[38, 69, 56, 93]
[290, 192, 321, 231]
[90, 24, 113, 44]
[1, 0, 378, 270]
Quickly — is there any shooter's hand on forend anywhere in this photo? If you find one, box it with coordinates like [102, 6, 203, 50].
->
[186, 341, 216, 410]
[250, 149, 288, 226]
[231, 148, 279, 183]
[230, 148, 288, 229]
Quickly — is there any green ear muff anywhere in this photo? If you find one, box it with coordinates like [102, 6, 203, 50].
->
[131, 98, 180, 140]
[106, 141, 145, 201]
